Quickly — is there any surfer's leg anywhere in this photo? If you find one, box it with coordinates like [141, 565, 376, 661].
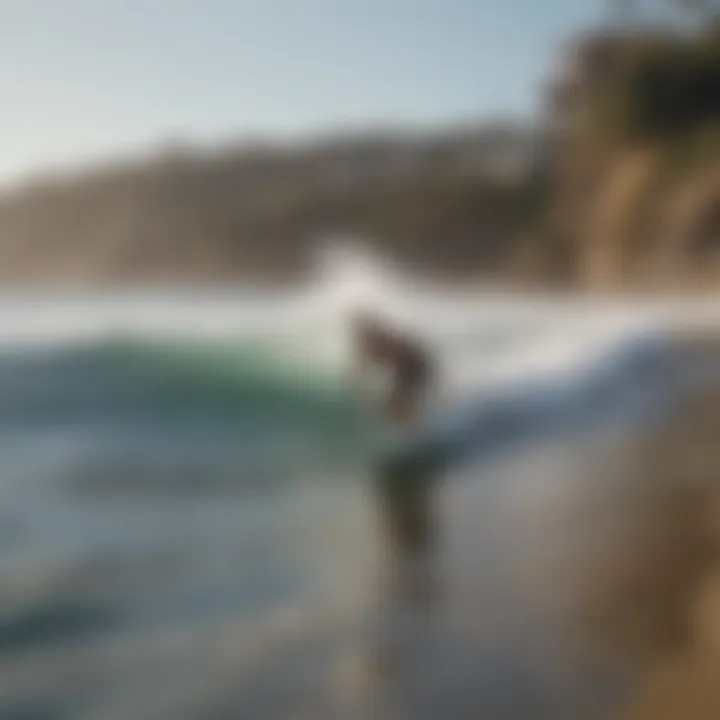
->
[376, 466, 438, 605]
[369, 466, 413, 676]
[400, 477, 438, 606]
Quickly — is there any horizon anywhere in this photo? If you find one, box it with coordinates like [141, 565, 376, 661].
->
[0, 0, 606, 185]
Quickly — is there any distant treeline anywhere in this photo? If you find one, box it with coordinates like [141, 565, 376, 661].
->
[0, 125, 542, 283]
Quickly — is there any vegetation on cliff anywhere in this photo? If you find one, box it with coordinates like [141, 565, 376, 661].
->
[538, 9, 720, 289]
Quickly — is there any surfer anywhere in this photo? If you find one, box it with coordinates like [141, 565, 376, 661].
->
[352, 311, 438, 602]
[351, 311, 434, 428]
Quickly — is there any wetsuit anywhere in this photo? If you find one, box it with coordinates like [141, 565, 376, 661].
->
[357, 326, 433, 421]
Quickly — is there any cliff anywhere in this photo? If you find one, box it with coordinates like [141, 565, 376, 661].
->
[533, 23, 720, 290]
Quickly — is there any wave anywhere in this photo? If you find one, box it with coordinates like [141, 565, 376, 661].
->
[0, 284, 703, 496]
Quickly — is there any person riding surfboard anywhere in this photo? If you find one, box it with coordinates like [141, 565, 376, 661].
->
[351, 311, 435, 428]
[351, 310, 438, 601]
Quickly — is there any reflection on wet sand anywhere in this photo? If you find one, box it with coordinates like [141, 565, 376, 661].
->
[375, 455, 438, 607]
[367, 431, 617, 718]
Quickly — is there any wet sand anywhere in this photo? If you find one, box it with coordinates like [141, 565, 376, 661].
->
[614, 374, 720, 719]
[364, 331, 720, 720]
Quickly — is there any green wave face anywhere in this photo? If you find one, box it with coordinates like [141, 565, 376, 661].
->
[0, 336, 382, 492]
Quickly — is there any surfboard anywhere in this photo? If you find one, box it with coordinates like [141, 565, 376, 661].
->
[375, 404, 468, 482]
[375, 388, 540, 480]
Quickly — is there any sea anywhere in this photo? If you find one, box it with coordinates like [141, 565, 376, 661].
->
[0, 266, 716, 719]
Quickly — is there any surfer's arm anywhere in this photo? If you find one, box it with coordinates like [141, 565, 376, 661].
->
[347, 344, 371, 399]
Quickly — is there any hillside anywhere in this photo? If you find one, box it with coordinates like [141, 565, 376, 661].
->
[0, 125, 541, 283]
[1, 16, 720, 290]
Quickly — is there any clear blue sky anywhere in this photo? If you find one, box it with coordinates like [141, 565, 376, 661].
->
[0, 0, 606, 181]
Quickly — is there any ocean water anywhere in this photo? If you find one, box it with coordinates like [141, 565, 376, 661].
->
[0, 283, 709, 719]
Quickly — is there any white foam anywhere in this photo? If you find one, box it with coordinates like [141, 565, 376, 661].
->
[0, 278, 715, 409]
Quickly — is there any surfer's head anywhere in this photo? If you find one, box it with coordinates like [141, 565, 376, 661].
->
[350, 309, 388, 349]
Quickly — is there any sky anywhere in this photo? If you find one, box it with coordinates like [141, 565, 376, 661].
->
[0, 0, 607, 182]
